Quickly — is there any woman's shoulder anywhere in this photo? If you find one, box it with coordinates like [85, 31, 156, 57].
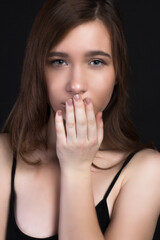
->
[123, 148, 160, 202]
[127, 148, 160, 175]
[107, 149, 160, 238]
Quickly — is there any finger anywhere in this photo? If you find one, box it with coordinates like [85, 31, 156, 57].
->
[65, 98, 76, 142]
[96, 111, 104, 145]
[73, 94, 87, 140]
[85, 98, 97, 141]
[55, 110, 66, 144]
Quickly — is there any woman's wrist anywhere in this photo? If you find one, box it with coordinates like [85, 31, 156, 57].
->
[60, 164, 92, 177]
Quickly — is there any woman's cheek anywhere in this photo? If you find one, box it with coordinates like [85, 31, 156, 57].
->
[93, 84, 115, 113]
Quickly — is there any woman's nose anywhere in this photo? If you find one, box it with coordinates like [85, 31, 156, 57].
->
[65, 65, 87, 95]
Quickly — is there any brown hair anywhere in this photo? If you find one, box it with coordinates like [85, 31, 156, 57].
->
[2, 0, 154, 162]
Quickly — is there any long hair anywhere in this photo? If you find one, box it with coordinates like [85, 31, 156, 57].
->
[2, 0, 154, 162]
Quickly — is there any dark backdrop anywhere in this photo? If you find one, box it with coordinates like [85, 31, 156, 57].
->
[0, 1, 160, 150]
[0, 1, 160, 238]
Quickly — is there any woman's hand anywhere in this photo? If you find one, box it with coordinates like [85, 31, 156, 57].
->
[55, 94, 103, 172]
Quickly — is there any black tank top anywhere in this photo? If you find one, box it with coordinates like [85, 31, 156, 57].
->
[6, 152, 136, 240]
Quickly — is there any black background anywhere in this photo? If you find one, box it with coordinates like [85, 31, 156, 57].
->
[0, 1, 160, 237]
[0, 1, 160, 150]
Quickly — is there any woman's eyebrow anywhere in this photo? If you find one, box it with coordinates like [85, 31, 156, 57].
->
[48, 50, 111, 59]
[48, 52, 69, 58]
[85, 51, 111, 59]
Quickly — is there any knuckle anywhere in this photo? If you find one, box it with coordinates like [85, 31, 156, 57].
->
[77, 119, 86, 126]
[56, 117, 61, 121]
[56, 126, 63, 134]
[76, 141, 85, 148]
[67, 141, 75, 148]
[89, 138, 98, 146]
[88, 118, 95, 125]
[66, 122, 75, 129]
[67, 108, 74, 113]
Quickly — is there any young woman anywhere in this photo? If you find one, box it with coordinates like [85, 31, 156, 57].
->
[0, 0, 160, 239]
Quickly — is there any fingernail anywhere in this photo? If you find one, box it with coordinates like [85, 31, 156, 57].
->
[67, 98, 73, 106]
[85, 98, 91, 105]
[58, 110, 62, 116]
[74, 94, 80, 101]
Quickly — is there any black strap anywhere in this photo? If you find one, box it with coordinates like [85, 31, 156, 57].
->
[11, 154, 17, 199]
[103, 152, 136, 200]
[7, 153, 17, 224]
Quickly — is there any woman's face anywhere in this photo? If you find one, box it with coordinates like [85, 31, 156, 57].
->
[45, 19, 116, 120]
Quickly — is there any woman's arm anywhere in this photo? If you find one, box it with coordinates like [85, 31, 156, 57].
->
[59, 149, 160, 240]
[55, 95, 160, 240]
[59, 168, 104, 240]
[104, 149, 160, 240]
[0, 134, 13, 240]
[55, 95, 104, 240]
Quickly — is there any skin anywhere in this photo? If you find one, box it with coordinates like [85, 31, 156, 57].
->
[0, 20, 160, 240]
[45, 20, 115, 118]
[45, 19, 116, 154]
[44, 20, 160, 240]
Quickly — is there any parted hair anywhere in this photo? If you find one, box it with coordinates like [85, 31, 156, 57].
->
[2, 0, 153, 162]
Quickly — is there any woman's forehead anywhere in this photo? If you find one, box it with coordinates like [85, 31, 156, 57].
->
[50, 20, 112, 56]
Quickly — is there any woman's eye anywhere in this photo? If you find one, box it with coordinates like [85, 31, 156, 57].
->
[50, 59, 67, 66]
[90, 59, 105, 66]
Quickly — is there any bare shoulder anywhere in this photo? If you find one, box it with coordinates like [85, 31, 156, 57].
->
[0, 133, 13, 238]
[123, 148, 160, 203]
[104, 149, 160, 239]
[125, 148, 160, 183]
[134, 148, 160, 164]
